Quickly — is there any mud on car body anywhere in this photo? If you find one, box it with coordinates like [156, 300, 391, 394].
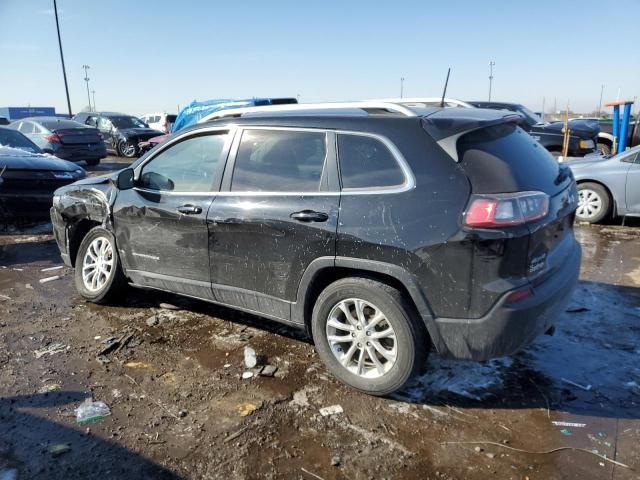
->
[50, 102, 581, 395]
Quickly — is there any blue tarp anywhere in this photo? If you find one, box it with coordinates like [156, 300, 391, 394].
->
[171, 98, 297, 133]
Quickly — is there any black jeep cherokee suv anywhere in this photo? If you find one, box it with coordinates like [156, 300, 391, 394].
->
[50, 102, 581, 395]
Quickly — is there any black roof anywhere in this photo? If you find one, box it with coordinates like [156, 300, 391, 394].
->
[467, 101, 521, 108]
[200, 107, 518, 141]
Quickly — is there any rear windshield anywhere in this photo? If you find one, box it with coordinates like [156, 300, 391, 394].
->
[0, 128, 41, 152]
[457, 124, 565, 195]
[40, 119, 85, 130]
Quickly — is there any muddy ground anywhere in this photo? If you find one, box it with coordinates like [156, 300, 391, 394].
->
[1, 157, 639, 479]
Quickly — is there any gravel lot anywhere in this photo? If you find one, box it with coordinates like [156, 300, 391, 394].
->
[1, 156, 639, 479]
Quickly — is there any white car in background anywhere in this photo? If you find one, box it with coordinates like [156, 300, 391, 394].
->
[139, 113, 176, 134]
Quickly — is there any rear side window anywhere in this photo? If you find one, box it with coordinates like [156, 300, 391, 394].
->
[231, 129, 326, 192]
[19, 122, 35, 134]
[337, 134, 405, 189]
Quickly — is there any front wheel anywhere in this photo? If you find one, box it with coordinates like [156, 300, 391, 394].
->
[74, 227, 127, 303]
[118, 139, 137, 158]
[311, 277, 428, 396]
[597, 142, 611, 156]
[576, 182, 611, 223]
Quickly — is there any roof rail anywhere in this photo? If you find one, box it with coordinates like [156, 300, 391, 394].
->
[370, 97, 474, 108]
[198, 101, 418, 123]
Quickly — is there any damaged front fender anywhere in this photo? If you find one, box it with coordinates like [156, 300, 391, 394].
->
[51, 173, 120, 266]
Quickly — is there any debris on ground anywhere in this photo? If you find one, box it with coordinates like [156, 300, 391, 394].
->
[242, 371, 254, 380]
[49, 443, 71, 457]
[25, 283, 33, 289]
[319, 405, 344, 416]
[76, 398, 111, 424]
[41, 265, 63, 272]
[38, 382, 61, 393]
[561, 378, 592, 391]
[146, 315, 159, 327]
[159, 303, 179, 310]
[0, 294, 10, 302]
[34, 343, 67, 358]
[97, 329, 137, 358]
[125, 362, 151, 369]
[244, 346, 257, 368]
[39, 275, 60, 284]
[330, 455, 341, 466]
[237, 402, 259, 417]
[260, 365, 278, 377]
[552, 421, 586, 428]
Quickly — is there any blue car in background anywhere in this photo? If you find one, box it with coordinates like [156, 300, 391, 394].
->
[8, 117, 107, 166]
[569, 146, 640, 223]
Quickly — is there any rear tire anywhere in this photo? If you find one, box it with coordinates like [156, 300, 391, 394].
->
[74, 227, 127, 303]
[597, 142, 611, 156]
[311, 277, 428, 396]
[576, 182, 611, 224]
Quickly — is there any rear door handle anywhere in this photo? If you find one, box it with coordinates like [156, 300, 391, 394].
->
[177, 204, 202, 215]
[290, 210, 329, 222]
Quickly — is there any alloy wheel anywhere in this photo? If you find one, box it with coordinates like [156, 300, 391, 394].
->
[326, 298, 397, 379]
[82, 236, 114, 292]
[577, 188, 603, 220]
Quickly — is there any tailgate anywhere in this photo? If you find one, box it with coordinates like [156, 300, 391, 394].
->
[526, 180, 578, 282]
[55, 128, 102, 145]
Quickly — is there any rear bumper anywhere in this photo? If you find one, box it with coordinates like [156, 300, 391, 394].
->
[54, 145, 107, 161]
[432, 238, 581, 361]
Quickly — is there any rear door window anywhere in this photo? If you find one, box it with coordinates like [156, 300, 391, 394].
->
[337, 134, 405, 189]
[230, 129, 327, 192]
[19, 122, 35, 134]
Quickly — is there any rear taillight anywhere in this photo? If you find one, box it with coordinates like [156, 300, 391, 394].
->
[464, 191, 549, 228]
[505, 287, 532, 304]
[45, 134, 61, 143]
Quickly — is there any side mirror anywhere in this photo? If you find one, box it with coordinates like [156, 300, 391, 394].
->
[116, 168, 135, 190]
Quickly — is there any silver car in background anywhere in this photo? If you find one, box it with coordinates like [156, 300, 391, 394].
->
[569, 146, 640, 223]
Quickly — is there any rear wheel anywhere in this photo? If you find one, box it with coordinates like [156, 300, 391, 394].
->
[74, 227, 127, 303]
[311, 277, 428, 396]
[576, 182, 611, 223]
[597, 142, 611, 156]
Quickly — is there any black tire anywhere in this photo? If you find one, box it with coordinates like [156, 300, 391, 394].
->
[311, 277, 428, 396]
[576, 182, 611, 224]
[118, 139, 137, 158]
[85, 158, 100, 166]
[597, 142, 611, 156]
[74, 227, 127, 303]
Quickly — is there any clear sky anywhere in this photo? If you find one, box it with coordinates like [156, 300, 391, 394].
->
[1, 0, 638, 116]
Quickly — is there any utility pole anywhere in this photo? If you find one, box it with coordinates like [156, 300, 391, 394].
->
[53, 0, 72, 117]
[82, 65, 92, 111]
[488, 61, 495, 101]
[400, 77, 405, 98]
[91, 90, 96, 112]
[597, 84, 605, 117]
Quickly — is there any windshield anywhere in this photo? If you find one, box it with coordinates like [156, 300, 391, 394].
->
[516, 105, 542, 126]
[110, 116, 146, 129]
[0, 128, 42, 153]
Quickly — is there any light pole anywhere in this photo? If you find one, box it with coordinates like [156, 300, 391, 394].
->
[597, 84, 605, 117]
[400, 77, 405, 98]
[91, 90, 96, 112]
[488, 61, 495, 101]
[82, 65, 92, 111]
[53, 0, 72, 117]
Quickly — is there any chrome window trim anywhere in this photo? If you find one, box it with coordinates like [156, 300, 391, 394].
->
[130, 125, 415, 196]
[335, 129, 416, 195]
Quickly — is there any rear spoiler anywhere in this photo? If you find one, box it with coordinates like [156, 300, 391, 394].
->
[422, 109, 523, 162]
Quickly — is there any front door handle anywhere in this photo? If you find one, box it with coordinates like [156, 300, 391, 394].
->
[177, 204, 202, 215]
[290, 210, 329, 222]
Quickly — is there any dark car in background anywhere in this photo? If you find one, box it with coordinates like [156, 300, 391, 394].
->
[73, 112, 163, 158]
[0, 127, 86, 222]
[8, 117, 106, 166]
[568, 145, 640, 223]
[0, 117, 9, 126]
[469, 101, 600, 158]
[50, 102, 580, 396]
